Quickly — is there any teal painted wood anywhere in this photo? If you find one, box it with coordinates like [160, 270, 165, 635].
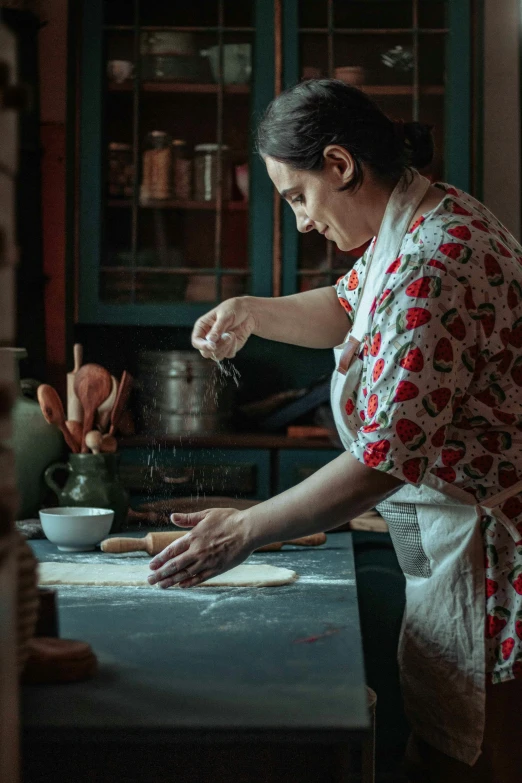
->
[79, 301, 221, 327]
[516, 0, 522, 220]
[250, 0, 275, 298]
[120, 447, 272, 500]
[78, 0, 104, 322]
[280, 1, 474, 292]
[79, 0, 275, 325]
[445, 0, 472, 191]
[281, 0, 300, 296]
[277, 448, 342, 494]
[65, 0, 81, 359]
[470, 0, 484, 200]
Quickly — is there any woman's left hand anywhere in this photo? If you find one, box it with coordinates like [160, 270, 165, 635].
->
[147, 507, 255, 589]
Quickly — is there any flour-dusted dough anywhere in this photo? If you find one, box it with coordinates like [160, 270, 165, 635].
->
[38, 562, 298, 588]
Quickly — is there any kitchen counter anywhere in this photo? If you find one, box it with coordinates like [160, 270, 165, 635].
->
[23, 533, 369, 783]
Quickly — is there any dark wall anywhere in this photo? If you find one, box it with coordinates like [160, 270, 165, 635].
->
[4, 10, 47, 380]
[74, 324, 335, 406]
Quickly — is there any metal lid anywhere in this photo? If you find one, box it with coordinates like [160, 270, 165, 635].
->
[138, 350, 215, 377]
[146, 131, 171, 149]
[194, 143, 230, 153]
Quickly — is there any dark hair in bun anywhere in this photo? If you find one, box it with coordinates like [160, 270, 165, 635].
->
[398, 120, 435, 170]
[257, 79, 434, 191]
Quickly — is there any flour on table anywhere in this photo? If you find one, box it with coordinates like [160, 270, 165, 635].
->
[38, 562, 298, 588]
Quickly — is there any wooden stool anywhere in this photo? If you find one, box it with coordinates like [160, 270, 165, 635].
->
[362, 686, 377, 783]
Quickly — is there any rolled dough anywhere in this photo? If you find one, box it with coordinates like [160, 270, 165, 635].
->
[38, 562, 298, 588]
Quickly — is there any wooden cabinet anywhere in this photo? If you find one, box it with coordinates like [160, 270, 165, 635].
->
[120, 444, 271, 504]
[78, 0, 273, 326]
[118, 436, 341, 505]
[75, 0, 476, 326]
[0, 20, 22, 783]
[276, 448, 342, 493]
[281, 0, 474, 294]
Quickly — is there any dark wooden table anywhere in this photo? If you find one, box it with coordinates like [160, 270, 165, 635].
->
[23, 533, 369, 783]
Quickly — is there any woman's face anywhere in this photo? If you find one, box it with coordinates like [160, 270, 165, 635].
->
[264, 148, 376, 252]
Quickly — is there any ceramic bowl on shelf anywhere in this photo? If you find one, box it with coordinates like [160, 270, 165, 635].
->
[107, 59, 134, 84]
[39, 507, 114, 552]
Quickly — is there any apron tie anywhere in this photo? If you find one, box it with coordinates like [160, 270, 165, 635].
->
[477, 477, 522, 543]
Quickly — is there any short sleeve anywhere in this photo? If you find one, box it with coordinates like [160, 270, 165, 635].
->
[333, 273, 354, 325]
[349, 254, 476, 485]
[334, 245, 375, 325]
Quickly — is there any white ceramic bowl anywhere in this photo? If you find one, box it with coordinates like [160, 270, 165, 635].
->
[39, 507, 114, 552]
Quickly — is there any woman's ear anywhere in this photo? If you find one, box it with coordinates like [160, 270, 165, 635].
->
[323, 145, 355, 187]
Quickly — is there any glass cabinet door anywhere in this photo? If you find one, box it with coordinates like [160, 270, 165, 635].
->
[79, 0, 273, 324]
[282, 0, 471, 295]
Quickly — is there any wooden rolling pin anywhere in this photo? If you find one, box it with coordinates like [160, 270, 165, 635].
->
[100, 531, 326, 556]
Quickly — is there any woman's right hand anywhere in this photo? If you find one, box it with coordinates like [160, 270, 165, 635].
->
[191, 296, 257, 360]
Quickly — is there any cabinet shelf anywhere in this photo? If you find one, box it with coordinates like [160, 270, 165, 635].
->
[104, 25, 255, 33]
[108, 199, 248, 210]
[299, 27, 449, 35]
[108, 81, 250, 94]
[362, 85, 444, 96]
[107, 82, 442, 97]
[79, 0, 471, 327]
[101, 267, 248, 274]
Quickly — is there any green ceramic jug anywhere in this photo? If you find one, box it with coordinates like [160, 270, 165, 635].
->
[8, 348, 64, 518]
[44, 453, 129, 533]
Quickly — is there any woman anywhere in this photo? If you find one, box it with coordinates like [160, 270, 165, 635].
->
[148, 80, 522, 781]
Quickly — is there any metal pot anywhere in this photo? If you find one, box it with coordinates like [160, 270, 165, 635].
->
[136, 351, 236, 435]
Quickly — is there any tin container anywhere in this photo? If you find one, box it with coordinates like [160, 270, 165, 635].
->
[193, 143, 231, 201]
[136, 350, 235, 435]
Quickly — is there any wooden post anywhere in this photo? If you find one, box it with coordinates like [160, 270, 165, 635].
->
[272, 0, 283, 298]
[0, 21, 22, 783]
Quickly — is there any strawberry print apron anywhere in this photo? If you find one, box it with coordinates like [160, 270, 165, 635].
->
[331, 170, 522, 765]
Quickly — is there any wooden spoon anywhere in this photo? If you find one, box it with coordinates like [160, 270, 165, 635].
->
[65, 420, 83, 452]
[97, 375, 118, 432]
[37, 385, 80, 453]
[85, 430, 103, 455]
[100, 434, 118, 453]
[73, 364, 112, 453]
[108, 370, 133, 436]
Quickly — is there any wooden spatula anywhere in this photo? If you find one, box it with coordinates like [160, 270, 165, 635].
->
[100, 531, 326, 556]
[108, 370, 133, 436]
[37, 385, 80, 453]
[73, 364, 112, 453]
[65, 420, 83, 452]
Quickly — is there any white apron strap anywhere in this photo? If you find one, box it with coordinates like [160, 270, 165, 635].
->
[335, 170, 431, 375]
[351, 170, 431, 342]
[478, 478, 522, 542]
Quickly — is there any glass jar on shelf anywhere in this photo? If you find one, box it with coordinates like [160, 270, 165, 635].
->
[193, 143, 231, 202]
[108, 142, 134, 198]
[171, 139, 192, 200]
[140, 130, 172, 202]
